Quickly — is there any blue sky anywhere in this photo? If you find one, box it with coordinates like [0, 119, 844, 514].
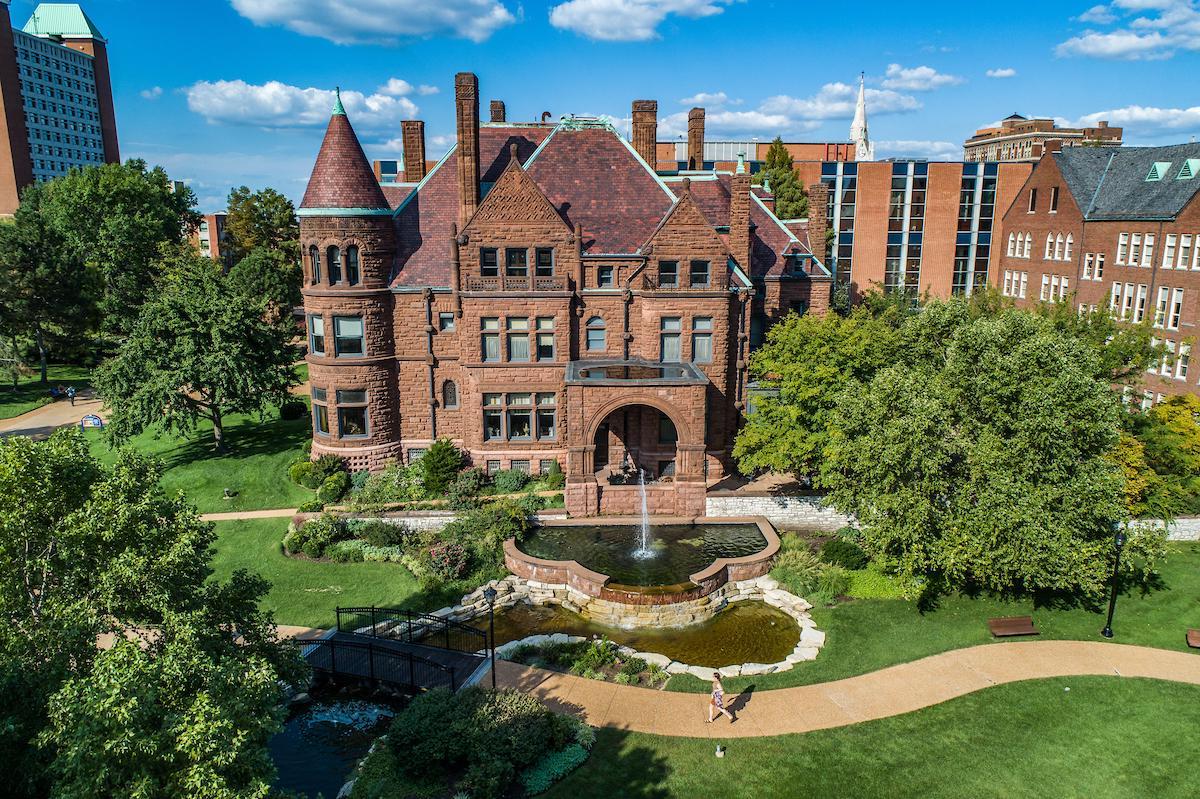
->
[17, 0, 1199, 211]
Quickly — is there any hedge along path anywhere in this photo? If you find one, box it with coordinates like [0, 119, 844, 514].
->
[496, 640, 1200, 739]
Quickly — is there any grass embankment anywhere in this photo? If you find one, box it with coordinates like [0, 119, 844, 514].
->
[665, 542, 1200, 694]
[542, 677, 1200, 799]
[0, 364, 92, 419]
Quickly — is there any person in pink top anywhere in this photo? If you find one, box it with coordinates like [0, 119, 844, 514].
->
[706, 672, 735, 724]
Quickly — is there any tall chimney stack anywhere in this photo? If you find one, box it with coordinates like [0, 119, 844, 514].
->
[401, 120, 426, 182]
[729, 153, 752, 271]
[687, 107, 705, 170]
[632, 100, 657, 168]
[455, 72, 481, 226]
[807, 182, 829, 257]
[490, 100, 506, 123]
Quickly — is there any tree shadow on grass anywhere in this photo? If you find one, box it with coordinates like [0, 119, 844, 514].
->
[543, 727, 673, 799]
[141, 415, 311, 470]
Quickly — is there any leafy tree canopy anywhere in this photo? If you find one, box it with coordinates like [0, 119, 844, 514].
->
[755, 137, 808, 220]
[225, 186, 299, 262]
[227, 247, 303, 322]
[95, 249, 297, 450]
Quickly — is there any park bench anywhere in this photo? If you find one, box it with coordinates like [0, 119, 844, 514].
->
[988, 616, 1039, 637]
[1187, 629, 1200, 649]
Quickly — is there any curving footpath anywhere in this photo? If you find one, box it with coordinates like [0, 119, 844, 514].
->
[496, 640, 1200, 739]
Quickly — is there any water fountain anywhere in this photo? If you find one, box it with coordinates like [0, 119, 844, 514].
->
[632, 469, 653, 560]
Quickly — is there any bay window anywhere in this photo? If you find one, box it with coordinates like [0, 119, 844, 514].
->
[308, 315, 325, 356]
[333, 316, 364, 357]
[336, 390, 368, 438]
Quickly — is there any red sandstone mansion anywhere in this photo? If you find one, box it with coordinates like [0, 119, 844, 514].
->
[298, 73, 831, 517]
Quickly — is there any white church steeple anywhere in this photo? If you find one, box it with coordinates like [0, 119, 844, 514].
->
[850, 72, 874, 162]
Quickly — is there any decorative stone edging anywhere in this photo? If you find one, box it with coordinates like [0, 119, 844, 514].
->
[389, 574, 825, 678]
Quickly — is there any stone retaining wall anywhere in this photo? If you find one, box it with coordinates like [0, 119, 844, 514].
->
[704, 492, 854, 531]
[1163, 517, 1200, 541]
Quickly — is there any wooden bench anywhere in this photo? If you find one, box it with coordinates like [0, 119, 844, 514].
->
[1187, 629, 1200, 649]
[988, 616, 1039, 638]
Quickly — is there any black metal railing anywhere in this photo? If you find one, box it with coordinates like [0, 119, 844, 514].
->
[335, 606, 487, 654]
[300, 637, 459, 692]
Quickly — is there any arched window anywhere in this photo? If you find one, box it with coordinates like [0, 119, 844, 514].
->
[1055, 234, 1065, 261]
[585, 316, 606, 352]
[442, 380, 458, 409]
[309, 246, 321, 283]
[1064, 234, 1074, 260]
[346, 245, 360, 285]
[1024, 233, 1032, 258]
[327, 246, 342, 284]
[1007, 233, 1016, 257]
[1045, 234, 1054, 260]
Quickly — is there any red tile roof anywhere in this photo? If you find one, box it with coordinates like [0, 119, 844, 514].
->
[381, 184, 415, 208]
[301, 113, 389, 210]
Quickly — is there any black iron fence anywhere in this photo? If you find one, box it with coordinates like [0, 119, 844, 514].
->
[301, 637, 460, 692]
[335, 606, 487, 654]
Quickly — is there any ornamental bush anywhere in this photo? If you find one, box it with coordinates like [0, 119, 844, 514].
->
[316, 471, 350, 504]
[354, 460, 427, 506]
[570, 638, 618, 675]
[520, 745, 589, 796]
[771, 545, 824, 597]
[326, 539, 366, 563]
[345, 518, 410, 548]
[543, 460, 565, 489]
[448, 467, 489, 510]
[311, 453, 346, 484]
[815, 565, 852, 605]
[421, 438, 464, 495]
[820, 538, 869, 570]
[492, 468, 529, 494]
[288, 460, 315, 488]
[427, 542, 469, 580]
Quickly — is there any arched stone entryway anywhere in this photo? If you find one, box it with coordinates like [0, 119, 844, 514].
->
[563, 359, 709, 517]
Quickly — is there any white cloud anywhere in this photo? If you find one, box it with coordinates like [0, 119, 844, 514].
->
[875, 140, 962, 161]
[378, 78, 414, 96]
[761, 82, 921, 120]
[657, 108, 809, 137]
[185, 80, 419, 132]
[679, 91, 733, 106]
[1057, 0, 1200, 59]
[881, 64, 964, 91]
[1066, 104, 1200, 135]
[549, 0, 736, 42]
[417, 84, 440, 95]
[230, 0, 517, 45]
[140, 86, 163, 100]
[986, 67, 1017, 78]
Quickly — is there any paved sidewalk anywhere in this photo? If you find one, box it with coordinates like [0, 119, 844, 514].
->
[200, 507, 299, 522]
[496, 640, 1200, 738]
[0, 391, 105, 439]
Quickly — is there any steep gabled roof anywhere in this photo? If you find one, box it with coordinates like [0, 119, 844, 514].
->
[525, 126, 676, 254]
[467, 148, 572, 230]
[301, 109, 390, 211]
[1055, 142, 1200, 221]
[641, 185, 729, 256]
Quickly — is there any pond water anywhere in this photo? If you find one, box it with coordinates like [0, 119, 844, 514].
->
[269, 700, 396, 799]
[517, 523, 767, 586]
[471, 601, 800, 667]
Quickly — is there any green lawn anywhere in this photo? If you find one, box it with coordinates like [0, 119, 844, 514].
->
[666, 542, 1200, 694]
[86, 409, 314, 514]
[0, 364, 92, 419]
[543, 677, 1200, 799]
[209, 518, 451, 629]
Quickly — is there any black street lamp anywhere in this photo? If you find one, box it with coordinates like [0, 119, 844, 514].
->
[1101, 524, 1127, 639]
[483, 585, 498, 690]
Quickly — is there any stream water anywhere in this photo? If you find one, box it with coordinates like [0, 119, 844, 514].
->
[269, 699, 397, 799]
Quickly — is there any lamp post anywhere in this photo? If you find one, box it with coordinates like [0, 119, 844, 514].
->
[1101, 525, 1127, 639]
[483, 585, 498, 690]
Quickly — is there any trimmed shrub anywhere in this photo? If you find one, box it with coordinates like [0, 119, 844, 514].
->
[288, 460, 316, 488]
[350, 469, 371, 493]
[771, 546, 824, 596]
[520, 745, 589, 796]
[354, 461, 427, 506]
[293, 513, 346, 560]
[492, 468, 529, 494]
[311, 453, 346, 482]
[439, 500, 532, 574]
[296, 498, 324, 513]
[279, 399, 307, 420]
[820, 538, 869, 570]
[345, 518, 411, 548]
[619, 657, 647, 677]
[317, 471, 351, 504]
[326, 539, 366, 563]
[421, 438, 464, 495]
[360, 544, 406, 563]
[543, 460, 565, 490]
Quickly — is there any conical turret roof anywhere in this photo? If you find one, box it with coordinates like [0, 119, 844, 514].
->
[300, 95, 389, 211]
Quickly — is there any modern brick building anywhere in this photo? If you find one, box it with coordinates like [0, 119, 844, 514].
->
[298, 74, 832, 516]
[963, 113, 1121, 163]
[189, 212, 232, 269]
[0, 1, 118, 215]
[994, 142, 1200, 404]
[792, 158, 1033, 299]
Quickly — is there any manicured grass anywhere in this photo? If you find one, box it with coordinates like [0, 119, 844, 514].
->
[86, 408, 314, 514]
[0, 364, 92, 419]
[543, 677, 1200, 799]
[209, 518, 446, 629]
[667, 542, 1200, 694]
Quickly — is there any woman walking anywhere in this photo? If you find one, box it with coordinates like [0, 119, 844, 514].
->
[707, 672, 735, 724]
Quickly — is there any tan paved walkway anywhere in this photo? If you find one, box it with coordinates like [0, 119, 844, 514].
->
[497, 640, 1200, 738]
[0, 391, 105, 439]
[200, 507, 299, 522]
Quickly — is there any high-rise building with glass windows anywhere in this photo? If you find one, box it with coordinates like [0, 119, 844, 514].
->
[0, 1, 118, 215]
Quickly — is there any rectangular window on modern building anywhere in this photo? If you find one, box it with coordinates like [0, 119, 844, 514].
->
[333, 317, 365, 357]
[689, 260, 710, 287]
[658, 260, 678, 287]
[308, 315, 325, 356]
[535, 248, 554, 277]
[336, 390, 368, 438]
[481, 317, 500, 362]
[505, 248, 528, 278]
[312, 387, 329, 435]
[507, 317, 530, 361]
[1180, 235, 1195, 269]
[1164, 234, 1178, 269]
[660, 317, 682, 362]
[481, 248, 499, 277]
[691, 317, 713, 363]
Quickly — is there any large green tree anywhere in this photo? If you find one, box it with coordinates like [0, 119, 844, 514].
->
[821, 309, 1165, 597]
[755, 137, 808, 220]
[225, 186, 299, 263]
[95, 250, 297, 450]
[38, 160, 198, 333]
[0, 431, 302, 797]
[0, 182, 96, 382]
[227, 247, 303, 323]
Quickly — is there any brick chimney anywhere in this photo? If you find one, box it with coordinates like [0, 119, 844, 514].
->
[807, 182, 829, 259]
[401, 120, 426, 182]
[687, 107, 705, 170]
[490, 100, 506, 123]
[455, 72, 481, 226]
[729, 154, 752, 271]
[632, 100, 657, 168]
